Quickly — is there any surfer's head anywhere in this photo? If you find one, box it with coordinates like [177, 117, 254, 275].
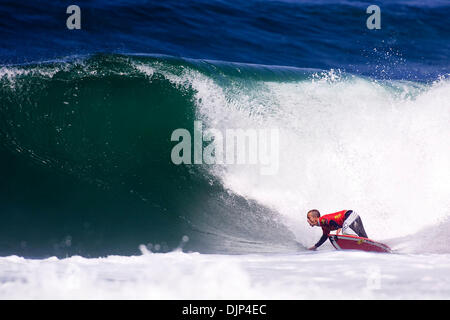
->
[307, 209, 320, 226]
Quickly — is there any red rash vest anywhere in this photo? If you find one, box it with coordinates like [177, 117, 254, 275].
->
[315, 210, 351, 248]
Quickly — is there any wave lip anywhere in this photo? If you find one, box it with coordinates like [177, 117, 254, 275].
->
[2, 0, 449, 80]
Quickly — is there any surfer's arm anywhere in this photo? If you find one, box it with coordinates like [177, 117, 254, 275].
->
[336, 228, 341, 235]
[312, 228, 330, 249]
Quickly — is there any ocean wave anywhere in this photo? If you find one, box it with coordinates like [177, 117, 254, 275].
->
[1, 54, 449, 257]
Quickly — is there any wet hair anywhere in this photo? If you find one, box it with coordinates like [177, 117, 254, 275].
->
[307, 209, 320, 218]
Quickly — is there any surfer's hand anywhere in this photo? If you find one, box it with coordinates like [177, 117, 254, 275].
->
[308, 246, 317, 251]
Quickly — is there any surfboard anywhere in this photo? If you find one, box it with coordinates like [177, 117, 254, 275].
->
[328, 234, 391, 253]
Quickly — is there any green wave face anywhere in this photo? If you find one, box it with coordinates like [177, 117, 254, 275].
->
[0, 54, 297, 257]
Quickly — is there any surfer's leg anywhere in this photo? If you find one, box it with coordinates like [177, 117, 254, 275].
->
[349, 216, 368, 238]
[342, 211, 358, 236]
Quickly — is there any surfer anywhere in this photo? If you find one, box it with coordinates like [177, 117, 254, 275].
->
[307, 209, 368, 250]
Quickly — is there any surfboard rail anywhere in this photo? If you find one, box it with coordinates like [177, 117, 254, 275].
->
[328, 234, 391, 253]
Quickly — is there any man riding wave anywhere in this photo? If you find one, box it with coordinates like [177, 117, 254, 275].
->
[307, 209, 368, 251]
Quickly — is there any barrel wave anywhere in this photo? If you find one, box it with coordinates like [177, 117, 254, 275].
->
[1, 54, 450, 258]
[0, 54, 299, 257]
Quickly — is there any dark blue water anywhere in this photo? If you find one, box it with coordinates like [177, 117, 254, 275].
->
[1, 0, 449, 80]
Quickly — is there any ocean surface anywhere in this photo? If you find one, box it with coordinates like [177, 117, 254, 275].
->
[0, 0, 449, 299]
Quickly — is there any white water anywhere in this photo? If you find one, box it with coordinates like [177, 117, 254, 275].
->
[186, 70, 450, 253]
[2, 249, 450, 299]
